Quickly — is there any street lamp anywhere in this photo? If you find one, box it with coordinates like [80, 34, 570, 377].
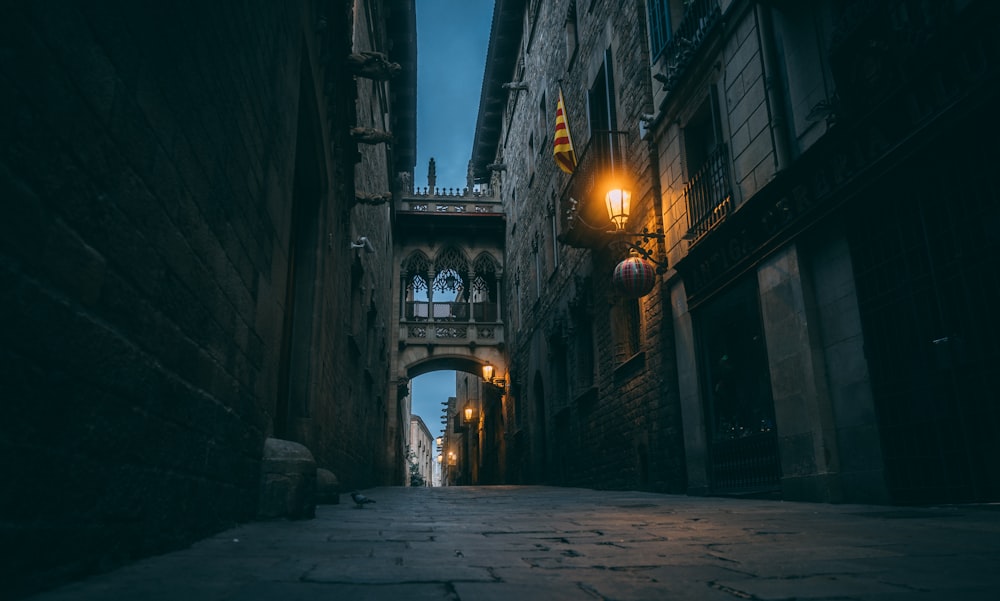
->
[605, 184, 632, 231]
[463, 402, 476, 424]
[482, 361, 494, 382]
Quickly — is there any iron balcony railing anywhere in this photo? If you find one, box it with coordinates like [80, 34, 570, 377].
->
[654, 0, 722, 92]
[561, 130, 630, 245]
[684, 143, 732, 244]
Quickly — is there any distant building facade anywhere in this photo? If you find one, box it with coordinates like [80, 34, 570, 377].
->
[1, 0, 415, 597]
[408, 415, 434, 486]
[472, 0, 1000, 504]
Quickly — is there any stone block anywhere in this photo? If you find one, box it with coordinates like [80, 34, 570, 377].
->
[258, 438, 316, 520]
[316, 468, 340, 504]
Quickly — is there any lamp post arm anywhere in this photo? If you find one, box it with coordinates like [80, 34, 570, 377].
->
[609, 229, 668, 274]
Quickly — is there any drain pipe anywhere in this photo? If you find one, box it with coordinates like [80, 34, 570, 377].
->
[755, 3, 793, 172]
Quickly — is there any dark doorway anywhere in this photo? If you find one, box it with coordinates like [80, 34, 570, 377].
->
[697, 276, 781, 495]
[849, 119, 1000, 504]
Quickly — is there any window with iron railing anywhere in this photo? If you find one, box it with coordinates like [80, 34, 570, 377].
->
[651, 0, 722, 92]
[685, 143, 731, 243]
[647, 0, 673, 61]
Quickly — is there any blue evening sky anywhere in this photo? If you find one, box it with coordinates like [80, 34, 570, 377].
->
[413, 0, 494, 191]
[410, 1, 495, 440]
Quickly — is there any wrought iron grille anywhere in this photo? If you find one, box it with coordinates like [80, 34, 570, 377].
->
[562, 130, 629, 239]
[685, 143, 731, 244]
[654, 0, 721, 91]
[709, 431, 782, 492]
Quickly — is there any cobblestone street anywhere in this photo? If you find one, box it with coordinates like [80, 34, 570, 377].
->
[23, 486, 1000, 600]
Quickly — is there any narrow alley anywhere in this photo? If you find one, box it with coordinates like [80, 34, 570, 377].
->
[21, 486, 1000, 601]
[5, 0, 1000, 599]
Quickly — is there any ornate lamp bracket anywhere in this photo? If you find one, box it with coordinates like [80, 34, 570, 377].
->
[609, 229, 668, 274]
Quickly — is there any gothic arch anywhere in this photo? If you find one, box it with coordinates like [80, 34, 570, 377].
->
[401, 250, 431, 318]
[432, 246, 470, 302]
[402, 250, 431, 290]
[403, 352, 504, 380]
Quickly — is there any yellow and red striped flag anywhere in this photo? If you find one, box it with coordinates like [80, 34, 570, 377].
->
[553, 88, 577, 174]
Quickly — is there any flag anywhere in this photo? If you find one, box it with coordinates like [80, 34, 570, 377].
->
[553, 88, 577, 174]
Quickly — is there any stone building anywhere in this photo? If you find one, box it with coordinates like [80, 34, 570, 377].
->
[408, 414, 434, 486]
[650, 0, 1000, 505]
[473, 0, 1000, 504]
[0, 0, 415, 597]
[471, 0, 686, 491]
[390, 158, 508, 487]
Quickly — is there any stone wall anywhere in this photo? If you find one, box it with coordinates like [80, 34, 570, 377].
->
[0, 1, 402, 596]
[495, 0, 686, 491]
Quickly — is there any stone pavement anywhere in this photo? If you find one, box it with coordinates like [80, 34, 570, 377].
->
[21, 486, 1000, 600]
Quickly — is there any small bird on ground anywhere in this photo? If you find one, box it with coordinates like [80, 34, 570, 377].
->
[351, 491, 376, 508]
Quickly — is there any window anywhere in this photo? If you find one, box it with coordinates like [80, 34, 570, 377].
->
[532, 235, 541, 301]
[683, 86, 732, 240]
[565, 1, 579, 67]
[402, 252, 429, 320]
[648, 0, 689, 62]
[547, 198, 559, 271]
[524, 0, 542, 54]
[612, 297, 642, 362]
[472, 253, 499, 322]
[587, 48, 617, 139]
[528, 133, 535, 183]
[514, 272, 522, 331]
[537, 91, 547, 153]
[572, 308, 594, 390]
[647, 0, 673, 61]
[684, 88, 722, 175]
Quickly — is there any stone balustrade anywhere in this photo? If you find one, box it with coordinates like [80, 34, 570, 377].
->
[399, 185, 502, 214]
[399, 319, 505, 346]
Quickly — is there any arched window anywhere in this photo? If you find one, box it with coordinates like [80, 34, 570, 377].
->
[433, 247, 470, 321]
[472, 252, 500, 322]
[402, 252, 430, 320]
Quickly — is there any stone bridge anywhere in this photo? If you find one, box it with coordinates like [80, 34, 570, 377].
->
[391, 170, 507, 395]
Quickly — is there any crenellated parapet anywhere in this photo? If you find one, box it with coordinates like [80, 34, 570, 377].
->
[397, 158, 501, 214]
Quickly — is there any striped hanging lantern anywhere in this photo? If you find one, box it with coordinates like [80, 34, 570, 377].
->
[612, 255, 657, 298]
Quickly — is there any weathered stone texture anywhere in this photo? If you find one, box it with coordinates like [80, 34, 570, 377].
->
[495, 0, 685, 492]
[259, 438, 317, 520]
[0, 1, 403, 597]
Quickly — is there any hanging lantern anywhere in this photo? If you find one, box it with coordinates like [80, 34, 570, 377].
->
[612, 255, 657, 298]
[605, 186, 631, 230]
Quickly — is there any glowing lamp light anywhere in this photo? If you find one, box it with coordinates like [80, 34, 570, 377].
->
[482, 361, 494, 382]
[463, 402, 475, 423]
[605, 186, 632, 230]
[613, 255, 657, 298]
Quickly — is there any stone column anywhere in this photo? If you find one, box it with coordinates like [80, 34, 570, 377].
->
[671, 281, 709, 496]
[427, 270, 436, 324]
[758, 243, 844, 502]
[496, 270, 503, 324]
[467, 269, 476, 323]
